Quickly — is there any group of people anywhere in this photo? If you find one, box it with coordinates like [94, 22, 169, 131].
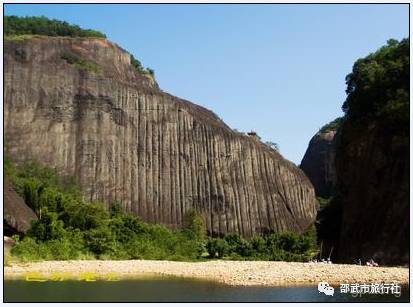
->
[355, 258, 379, 267]
[308, 257, 379, 266]
[308, 258, 333, 264]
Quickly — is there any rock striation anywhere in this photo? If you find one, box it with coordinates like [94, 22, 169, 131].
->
[4, 36, 317, 237]
[300, 129, 337, 198]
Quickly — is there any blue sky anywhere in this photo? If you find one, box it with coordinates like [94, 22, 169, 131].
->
[5, 4, 409, 164]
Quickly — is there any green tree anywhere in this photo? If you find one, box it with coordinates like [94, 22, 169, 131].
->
[342, 38, 409, 124]
[182, 209, 206, 241]
[84, 226, 115, 255]
[28, 209, 66, 241]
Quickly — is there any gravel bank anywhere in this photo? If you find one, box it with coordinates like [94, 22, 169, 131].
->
[5, 260, 409, 286]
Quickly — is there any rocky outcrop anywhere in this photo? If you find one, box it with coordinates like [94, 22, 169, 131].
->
[335, 119, 409, 265]
[4, 36, 317, 237]
[300, 129, 337, 198]
[4, 181, 38, 235]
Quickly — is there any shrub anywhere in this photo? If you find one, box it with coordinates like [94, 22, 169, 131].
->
[206, 238, 229, 258]
[110, 201, 123, 218]
[130, 54, 154, 77]
[62, 53, 102, 74]
[251, 236, 266, 254]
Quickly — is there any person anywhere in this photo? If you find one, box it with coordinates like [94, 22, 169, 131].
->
[368, 258, 379, 267]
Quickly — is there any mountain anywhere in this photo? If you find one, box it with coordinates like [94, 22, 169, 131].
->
[301, 39, 409, 265]
[4, 35, 317, 237]
[300, 119, 342, 198]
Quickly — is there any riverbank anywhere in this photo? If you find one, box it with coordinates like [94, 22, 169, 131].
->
[4, 260, 409, 286]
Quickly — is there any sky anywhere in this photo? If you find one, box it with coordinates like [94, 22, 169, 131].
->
[4, 4, 409, 164]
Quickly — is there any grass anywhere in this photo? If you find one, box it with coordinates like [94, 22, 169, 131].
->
[61, 53, 102, 74]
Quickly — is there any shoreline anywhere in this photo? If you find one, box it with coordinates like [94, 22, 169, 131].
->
[4, 260, 409, 287]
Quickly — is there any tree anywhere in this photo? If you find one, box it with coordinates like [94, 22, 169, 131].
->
[28, 209, 66, 241]
[265, 141, 279, 152]
[342, 38, 409, 124]
[84, 226, 115, 255]
[182, 209, 206, 241]
[147, 68, 155, 77]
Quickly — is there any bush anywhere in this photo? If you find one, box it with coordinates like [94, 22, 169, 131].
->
[224, 234, 254, 257]
[319, 117, 343, 133]
[206, 238, 229, 258]
[130, 54, 154, 76]
[61, 53, 102, 74]
[110, 201, 123, 218]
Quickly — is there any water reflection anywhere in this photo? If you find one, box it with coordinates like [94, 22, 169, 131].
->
[4, 278, 410, 302]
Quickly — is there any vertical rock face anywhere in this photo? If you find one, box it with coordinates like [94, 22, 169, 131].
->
[335, 120, 409, 265]
[300, 130, 337, 198]
[4, 37, 317, 237]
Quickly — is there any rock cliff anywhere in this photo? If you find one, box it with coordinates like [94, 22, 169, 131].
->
[300, 129, 337, 198]
[4, 36, 317, 237]
[4, 181, 38, 235]
[334, 39, 409, 265]
[335, 119, 409, 265]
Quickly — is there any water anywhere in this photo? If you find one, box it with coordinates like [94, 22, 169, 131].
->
[4, 278, 409, 302]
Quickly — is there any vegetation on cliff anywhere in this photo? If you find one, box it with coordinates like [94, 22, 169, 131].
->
[61, 53, 102, 74]
[343, 38, 409, 125]
[6, 159, 317, 262]
[333, 38, 409, 264]
[314, 38, 409, 263]
[5, 16, 106, 38]
[130, 54, 155, 77]
[5, 15, 155, 77]
[319, 117, 343, 134]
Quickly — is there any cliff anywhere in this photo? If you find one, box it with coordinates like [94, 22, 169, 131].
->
[300, 129, 337, 198]
[320, 39, 409, 265]
[335, 119, 409, 265]
[4, 36, 317, 237]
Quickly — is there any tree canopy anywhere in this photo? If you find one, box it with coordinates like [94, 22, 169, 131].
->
[4, 15, 106, 38]
[342, 38, 409, 124]
[319, 117, 343, 133]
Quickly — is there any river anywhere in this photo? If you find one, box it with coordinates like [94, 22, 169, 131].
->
[4, 277, 409, 302]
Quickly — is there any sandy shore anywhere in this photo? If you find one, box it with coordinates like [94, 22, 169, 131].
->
[5, 260, 409, 287]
